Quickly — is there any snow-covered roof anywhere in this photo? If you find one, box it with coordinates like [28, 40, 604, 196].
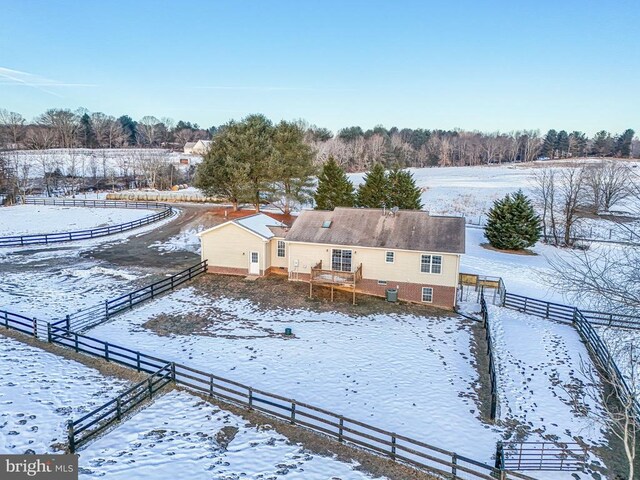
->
[197, 213, 286, 240]
[235, 213, 286, 239]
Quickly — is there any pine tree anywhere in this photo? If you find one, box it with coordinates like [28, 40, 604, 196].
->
[314, 156, 355, 210]
[541, 129, 558, 159]
[555, 130, 569, 158]
[356, 163, 389, 208]
[485, 190, 541, 250]
[387, 167, 423, 210]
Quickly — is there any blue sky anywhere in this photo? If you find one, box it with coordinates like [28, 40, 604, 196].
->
[1, 0, 638, 134]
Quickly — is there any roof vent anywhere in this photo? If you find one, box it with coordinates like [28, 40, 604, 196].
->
[322, 220, 332, 228]
[390, 206, 399, 216]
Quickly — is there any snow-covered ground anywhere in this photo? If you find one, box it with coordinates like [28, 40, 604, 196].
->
[486, 304, 607, 476]
[150, 225, 204, 255]
[0, 204, 156, 237]
[0, 336, 128, 454]
[4, 148, 202, 180]
[81, 390, 381, 479]
[87, 286, 501, 461]
[595, 326, 640, 396]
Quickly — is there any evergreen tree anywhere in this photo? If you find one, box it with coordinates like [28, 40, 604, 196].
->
[569, 131, 587, 157]
[270, 120, 316, 214]
[592, 130, 613, 156]
[314, 156, 355, 210]
[615, 129, 635, 158]
[540, 129, 558, 158]
[555, 130, 569, 158]
[485, 190, 541, 250]
[356, 163, 389, 208]
[387, 167, 423, 210]
[79, 113, 96, 148]
[117, 115, 137, 146]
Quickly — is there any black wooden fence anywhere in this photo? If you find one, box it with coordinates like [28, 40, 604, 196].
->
[479, 291, 499, 421]
[0, 198, 174, 247]
[1, 311, 534, 480]
[503, 292, 640, 421]
[67, 363, 173, 452]
[54, 260, 208, 331]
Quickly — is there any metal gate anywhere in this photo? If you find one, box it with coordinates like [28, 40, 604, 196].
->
[498, 441, 587, 471]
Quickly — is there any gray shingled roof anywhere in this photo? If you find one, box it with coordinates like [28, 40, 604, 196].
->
[285, 208, 465, 254]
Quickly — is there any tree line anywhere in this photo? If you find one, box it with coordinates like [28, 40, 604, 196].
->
[1, 107, 637, 171]
[195, 115, 423, 213]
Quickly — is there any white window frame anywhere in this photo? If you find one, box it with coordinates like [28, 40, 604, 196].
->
[277, 240, 286, 258]
[385, 251, 395, 263]
[420, 254, 442, 274]
[421, 287, 433, 303]
[331, 249, 353, 272]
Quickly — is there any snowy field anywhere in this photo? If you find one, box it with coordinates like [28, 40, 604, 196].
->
[595, 326, 640, 396]
[4, 148, 201, 179]
[486, 304, 608, 477]
[0, 204, 156, 237]
[87, 286, 501, 462]
[0, 336, 128, 454]
[81, 390, 380, 479]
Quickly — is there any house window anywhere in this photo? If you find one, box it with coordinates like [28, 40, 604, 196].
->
[331, 249, 352, 272]
[251, 252, 259, 263]
[277, 240, 286, 258]
[378, 280, 387, 286]
[420, 254, 442, 274]
[385, 251, 395, 263]
[422, 287, 433, 303]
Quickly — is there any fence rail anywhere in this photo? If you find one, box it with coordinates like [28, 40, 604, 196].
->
[53, 261, 208, 332]
[0, 198, 174, 247]
[68, 363, 173, 452]
[503, 292, 640, 421]
[1, 309, 533, 480]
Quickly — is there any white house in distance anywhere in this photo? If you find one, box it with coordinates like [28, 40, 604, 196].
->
[198, 208, 465, 309]
[183, 139, 212, 155]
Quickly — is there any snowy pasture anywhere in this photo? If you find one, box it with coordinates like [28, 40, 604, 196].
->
[0, 204, 156, 237]
[87, 286, 501, 461]
[0, 336, 128, 454]
[81, 390, 381, 479]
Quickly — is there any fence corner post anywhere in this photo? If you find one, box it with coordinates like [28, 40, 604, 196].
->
[452, 452, 458, 477]
[65, 314, 70, 331]
[47, 323, 51, 343]
[67, 420, 75, 453]
[171, 363, 176, 382]
[494, 441, 504, 471]
[290, 400, 296, 424]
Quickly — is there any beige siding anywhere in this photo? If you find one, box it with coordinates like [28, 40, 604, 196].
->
[287, 242, 460, 287]
[200, 223, 268, 272]
[269, 237, 288, 269]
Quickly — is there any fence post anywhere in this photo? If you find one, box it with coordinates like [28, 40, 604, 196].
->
[116, 397, 122, 420]
[74, 333, 79, 353]
[390, 434, 397, 460]
[494, 441, 504, 471]
[171, 363, 176, 382]
[290, 401, 296, 424]
[66, 314, 70, 331]
[136, 352, 141, 371]
[67, 421, 75, 453]
[248, 388, 253, 410]
[338, 416, 344, 442]
[4, 311, 8, 329]
[148, 377, 153, 398]
[105, 343, 110, 362]
[33, 318, 37, 338]
[104, 300, 109, 320]
[47, 323, 51, 343]
[452, 453, 458, 477]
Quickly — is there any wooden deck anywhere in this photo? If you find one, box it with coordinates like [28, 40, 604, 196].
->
[309, 261, 363, 304]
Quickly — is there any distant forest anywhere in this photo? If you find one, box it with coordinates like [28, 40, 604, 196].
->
[0, 107, 637, 172]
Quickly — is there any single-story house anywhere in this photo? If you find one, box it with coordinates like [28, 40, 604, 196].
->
[198, 208, 465, 309]
[184, 139, 212, 155]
